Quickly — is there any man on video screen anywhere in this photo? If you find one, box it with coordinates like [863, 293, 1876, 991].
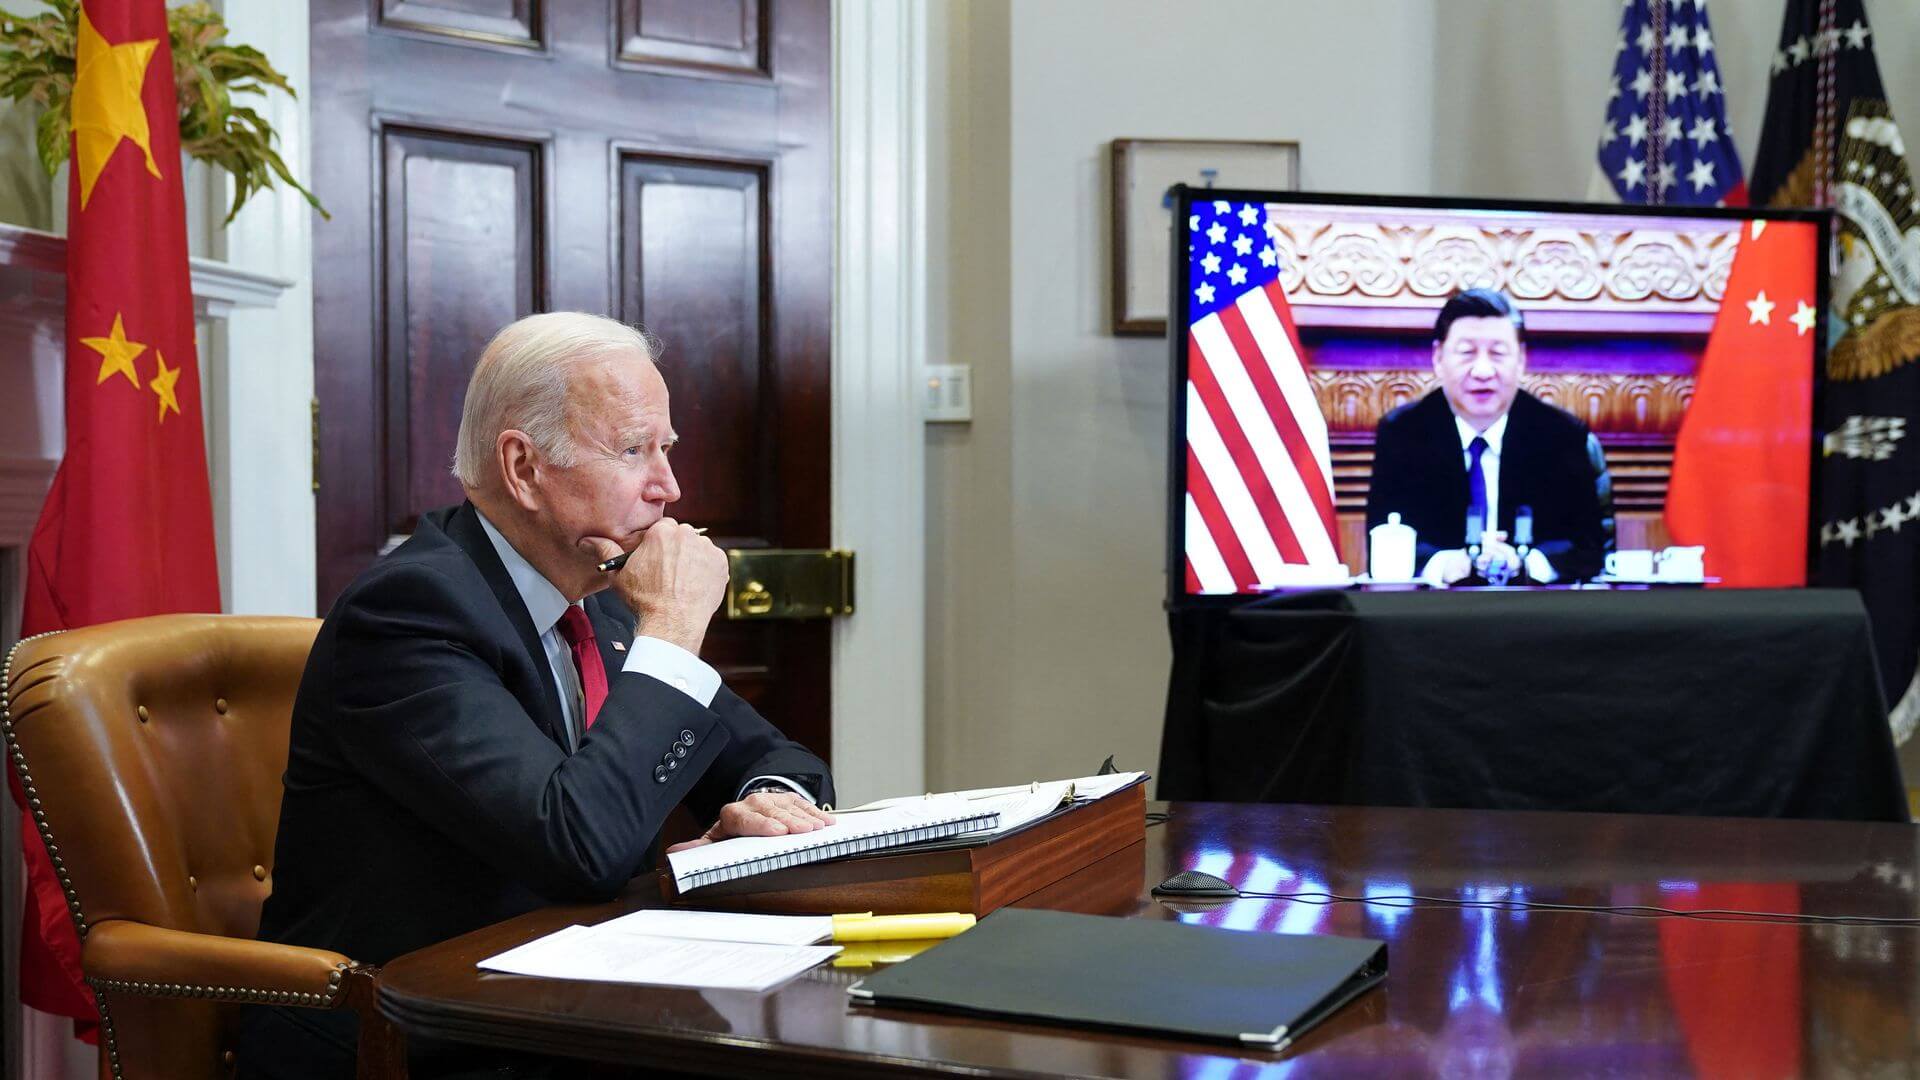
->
[1365, 288, 1609, 585]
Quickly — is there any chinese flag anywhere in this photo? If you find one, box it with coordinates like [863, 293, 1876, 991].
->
[12, 0, 221, 1041]
[1665, 220, 1820, 587]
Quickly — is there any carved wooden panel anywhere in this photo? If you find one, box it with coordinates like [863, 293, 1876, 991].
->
[379, 0, 542, 49]
[379, 126, 544, 541]
[1270, 206, 1740, 317]
[617, 153, 771, 543]
[617, 0, 767, 77]
[1312, 370, 1696, 437]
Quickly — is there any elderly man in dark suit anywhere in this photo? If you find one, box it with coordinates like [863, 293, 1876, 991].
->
[240, 312, 834, 1078]
[1365, 289, 1610, 585]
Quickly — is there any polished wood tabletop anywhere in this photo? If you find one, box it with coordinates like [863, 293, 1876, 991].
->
[378, 802, 1920, 1077]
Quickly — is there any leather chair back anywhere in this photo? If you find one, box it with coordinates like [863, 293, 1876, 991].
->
[5, 615, 323, 1078]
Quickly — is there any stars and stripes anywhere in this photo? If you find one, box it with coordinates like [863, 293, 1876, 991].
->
[1183, 199, 1341, 593]
[1596, 0, 1746, 206]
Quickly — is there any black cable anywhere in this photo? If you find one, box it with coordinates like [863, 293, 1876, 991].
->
[1222, 889, 1920, 929]
[1144, 810, 1172, 828]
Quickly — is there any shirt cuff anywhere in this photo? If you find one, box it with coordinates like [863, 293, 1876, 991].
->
[739, 775, 816, 804]
[621, 635, 722, 707]
[1525, 548, 1558, 583]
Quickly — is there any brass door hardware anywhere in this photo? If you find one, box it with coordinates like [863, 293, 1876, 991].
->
[724, 549, 855, 620]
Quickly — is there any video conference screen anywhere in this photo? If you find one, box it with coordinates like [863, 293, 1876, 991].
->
[1169, 190, 1826, 599]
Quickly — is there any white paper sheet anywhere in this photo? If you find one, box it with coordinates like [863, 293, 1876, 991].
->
[477, 924, 838, 992]
[841, 771, 1148, 813]
[595, 908, 833, 946]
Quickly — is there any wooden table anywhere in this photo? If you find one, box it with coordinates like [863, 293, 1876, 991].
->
[379, 802, 1920, 1077]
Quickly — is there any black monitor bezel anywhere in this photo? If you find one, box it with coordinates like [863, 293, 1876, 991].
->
[1163, 186, 1834, 610]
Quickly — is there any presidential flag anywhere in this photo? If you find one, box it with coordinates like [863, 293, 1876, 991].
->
[1594, 0, 1746, 207]
[1183, 198, 1341, 594]
[1752, 0, 1920, 743]
[12, 0, 222, 1040]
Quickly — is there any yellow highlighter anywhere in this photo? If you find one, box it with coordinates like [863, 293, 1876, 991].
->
[831, 911, 976, 943]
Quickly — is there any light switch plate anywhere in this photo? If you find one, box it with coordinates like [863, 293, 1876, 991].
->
[924, 364, 972, 423]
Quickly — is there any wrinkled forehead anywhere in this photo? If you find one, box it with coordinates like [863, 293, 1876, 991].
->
[566, 351, 673, 436]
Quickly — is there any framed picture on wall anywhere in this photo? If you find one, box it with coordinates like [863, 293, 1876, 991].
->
[1110, 138, 1299, 336]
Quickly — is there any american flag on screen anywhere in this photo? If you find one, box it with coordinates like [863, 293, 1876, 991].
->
[1595, 0, 1747, 206]
[1183, 199, 1341, 594]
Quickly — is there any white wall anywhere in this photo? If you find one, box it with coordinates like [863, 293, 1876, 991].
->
[925, 0, 1920, 794]
[927, 0, 1440, 790]
[1432, 0, 1920, 202]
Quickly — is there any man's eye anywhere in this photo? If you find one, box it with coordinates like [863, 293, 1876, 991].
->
[624, 446, 643, 457]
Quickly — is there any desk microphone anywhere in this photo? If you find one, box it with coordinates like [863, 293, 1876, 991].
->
[1513, 506, 1535, 584]
[1465, 510, 1485, 581]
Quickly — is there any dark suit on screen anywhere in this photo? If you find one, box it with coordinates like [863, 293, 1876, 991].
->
[238, 501, 831, 1078]
[1365, 389, 1610, 581]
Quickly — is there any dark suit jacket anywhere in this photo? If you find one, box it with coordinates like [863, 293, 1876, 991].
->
[1364, 389, 1608, 581]
[239, 502, 831, 1077]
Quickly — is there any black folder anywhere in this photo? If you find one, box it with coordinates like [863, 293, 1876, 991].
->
[846, 907, 1386, 1050]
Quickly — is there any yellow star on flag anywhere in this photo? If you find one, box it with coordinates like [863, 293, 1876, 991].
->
[82, 311, 147, 387]
[149, 350, 181, 424]
[71, 3, 163, 209]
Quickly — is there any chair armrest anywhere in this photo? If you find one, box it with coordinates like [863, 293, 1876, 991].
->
[82, 919, 360, 1008]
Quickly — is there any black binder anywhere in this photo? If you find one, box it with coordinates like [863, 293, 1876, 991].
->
[846, 907, 1386, 1050]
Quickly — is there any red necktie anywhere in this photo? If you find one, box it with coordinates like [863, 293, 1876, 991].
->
[557, 606, 609, 730]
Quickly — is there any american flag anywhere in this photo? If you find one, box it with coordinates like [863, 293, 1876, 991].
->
[1183, 198, 1341, 594]
[1596, 0, 1747, 206]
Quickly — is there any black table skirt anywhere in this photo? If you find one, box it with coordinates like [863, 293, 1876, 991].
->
[1158, 588, 1909, 822]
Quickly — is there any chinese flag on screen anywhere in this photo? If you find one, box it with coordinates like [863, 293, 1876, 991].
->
[11, 0, 221, 1040]
[1665, 219, 1820, 587]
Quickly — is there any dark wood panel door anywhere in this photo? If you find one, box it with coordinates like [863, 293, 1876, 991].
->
[311, 0, 831, 753]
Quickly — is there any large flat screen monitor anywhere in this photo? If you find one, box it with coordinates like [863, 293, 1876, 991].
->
[1167, 189, 1828, 603]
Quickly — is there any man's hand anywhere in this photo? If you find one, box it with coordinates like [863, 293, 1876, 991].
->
[1427, 549, 1474, 586]
[1475, 529, 1520, 580]
[666, 791, 836, 853]
[585, 518, 729, 654]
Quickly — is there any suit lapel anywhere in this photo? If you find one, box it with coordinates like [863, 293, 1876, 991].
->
[1423, 393, 1471, 524]
[585, 595, 633, 691]
[443, 502, 569, 750]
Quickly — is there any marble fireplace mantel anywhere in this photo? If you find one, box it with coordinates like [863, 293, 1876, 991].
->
[0, 221, 295, 548]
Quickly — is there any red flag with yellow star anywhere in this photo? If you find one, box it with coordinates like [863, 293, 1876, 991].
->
[13, 0, 221, 1039]
[1665, 218, 1822, 587]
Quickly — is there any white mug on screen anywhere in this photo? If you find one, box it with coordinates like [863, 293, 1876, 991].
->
[1605, 549, 1654, 579]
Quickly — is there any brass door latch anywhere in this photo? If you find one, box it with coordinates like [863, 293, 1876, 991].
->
[723, 549, 855, 620]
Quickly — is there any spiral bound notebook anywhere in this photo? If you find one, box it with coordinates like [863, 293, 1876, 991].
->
[668, 795, 1000, 893]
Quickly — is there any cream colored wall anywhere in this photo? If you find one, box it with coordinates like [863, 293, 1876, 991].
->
[1431, 0, 1920, 201]
[925, 0, 1920, 795]
[926, 0, 1440, 790]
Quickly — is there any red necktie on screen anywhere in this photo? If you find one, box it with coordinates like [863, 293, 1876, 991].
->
[557, 606, 609, 730]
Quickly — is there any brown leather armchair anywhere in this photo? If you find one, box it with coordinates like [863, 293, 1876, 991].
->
[2, 615, 404, 1080]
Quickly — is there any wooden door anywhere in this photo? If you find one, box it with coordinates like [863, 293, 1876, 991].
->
[310, 1, 831, 754]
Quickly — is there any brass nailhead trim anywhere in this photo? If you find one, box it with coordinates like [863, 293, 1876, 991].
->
[136, 705, 149, 723]
[6, 632, 359, 1080]
[187, 875, 198, 891]
[214, 698, 228, 714]
[252, 864, 267, 881]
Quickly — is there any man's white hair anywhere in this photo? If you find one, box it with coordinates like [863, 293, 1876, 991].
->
[451, 311, 658, 488]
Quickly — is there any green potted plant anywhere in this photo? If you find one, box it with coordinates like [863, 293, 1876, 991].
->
[0, 0, 324, 222]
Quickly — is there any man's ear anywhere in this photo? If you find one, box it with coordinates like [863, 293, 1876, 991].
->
[497, 430, 542, 513]
[1431, 342, 1444, 378]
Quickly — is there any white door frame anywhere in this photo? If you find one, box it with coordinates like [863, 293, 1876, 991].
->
[830, 0, 930, 805]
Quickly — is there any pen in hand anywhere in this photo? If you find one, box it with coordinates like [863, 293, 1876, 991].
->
[596, 527, 707, 573]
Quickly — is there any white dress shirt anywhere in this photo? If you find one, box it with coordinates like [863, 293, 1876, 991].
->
[474, 511, 809, 801]
[1420, 411, 1557, 583]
